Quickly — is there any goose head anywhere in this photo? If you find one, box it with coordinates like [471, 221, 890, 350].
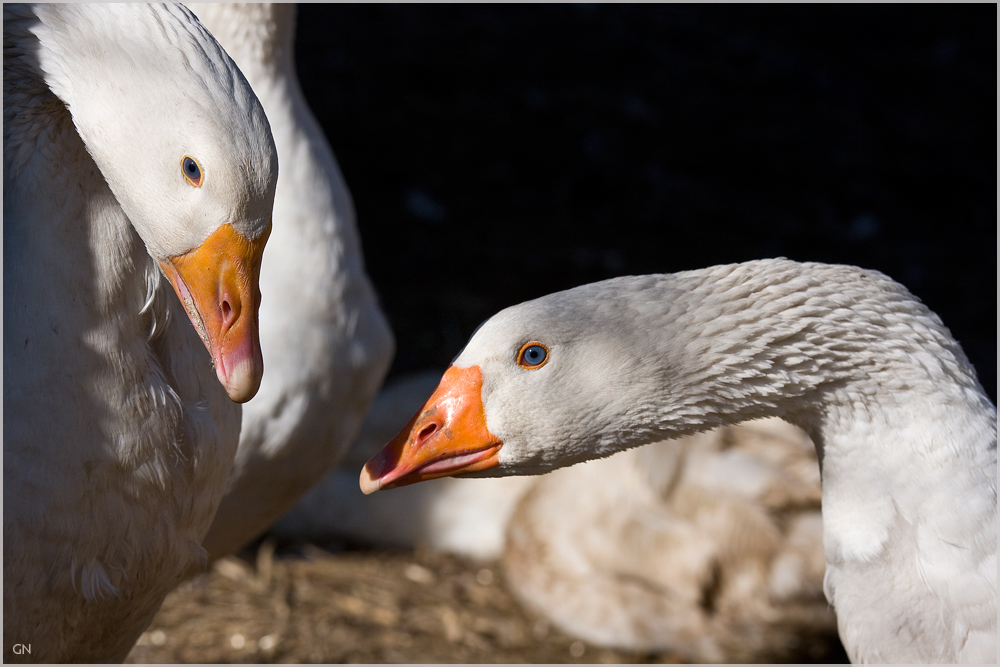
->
[360, 278, 678, 493]
[33, 4, 279, 401]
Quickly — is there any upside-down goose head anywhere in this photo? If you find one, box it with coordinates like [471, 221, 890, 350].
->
[31, 3, 278, 401]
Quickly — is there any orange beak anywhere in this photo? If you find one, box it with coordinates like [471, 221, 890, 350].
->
[360, 365, 502, 494]
[159, 222, 270, 403]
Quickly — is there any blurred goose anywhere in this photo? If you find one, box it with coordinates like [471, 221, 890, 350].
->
[186, 3, 394, 561]
[504, 419, 840, 663]
[4, 4, 276, 661]
[362, 259, 997, 663]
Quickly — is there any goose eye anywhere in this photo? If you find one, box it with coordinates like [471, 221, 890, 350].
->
[517, 342, 549, 369]
[181, 156, 203, 187]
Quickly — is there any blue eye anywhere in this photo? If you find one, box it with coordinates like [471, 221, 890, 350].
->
[518, 342, 549, 369]
[181, 156, 203, 187]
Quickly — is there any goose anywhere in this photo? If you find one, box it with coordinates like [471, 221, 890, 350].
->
[185, 3, 394, 563]
[503, 418, 840, 663]
[361, 258, 997, 663]
[4, 4, 276, 662]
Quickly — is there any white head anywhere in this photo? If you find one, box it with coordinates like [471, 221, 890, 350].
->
[359, 275, 696, 493]
[30, 4, 279, 401]
[455, 277, 688, 471]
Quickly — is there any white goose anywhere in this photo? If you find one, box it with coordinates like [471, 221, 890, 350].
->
[185, 3, 394, 562]
[4, 4, 276, 662]
[361, 259, 997, 663]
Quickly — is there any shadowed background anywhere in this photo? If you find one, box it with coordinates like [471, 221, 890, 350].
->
[294, 4, 996, 402]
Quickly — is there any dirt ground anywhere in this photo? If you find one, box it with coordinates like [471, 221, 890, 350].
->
[126, 538, 846, 665]
[125, 540, 693, 665]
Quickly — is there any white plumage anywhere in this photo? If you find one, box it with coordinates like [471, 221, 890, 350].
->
[185, 3, 394, 563]
[4, 4, 276, 661]
[363, 258, 997, 663]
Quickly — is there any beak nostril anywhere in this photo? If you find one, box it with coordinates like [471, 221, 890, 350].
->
[415, 421, 438, 446]
[221, 300, 233, 327]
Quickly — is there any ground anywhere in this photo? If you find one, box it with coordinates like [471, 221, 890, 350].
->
[127, 539, 847, 664]
[126, 541, 692, 664]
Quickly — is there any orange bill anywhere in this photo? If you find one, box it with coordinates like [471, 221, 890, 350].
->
[360, 365, 502, 494]
[159, 222, 270, 403]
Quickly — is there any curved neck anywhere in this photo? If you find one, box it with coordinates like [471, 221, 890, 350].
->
[641, 261, 996, 662]
[639, 261, 996, 485]
[23, 5, 239, 121]
[187, 4, 297, 87]
[5, 8, 147, 326]
[643, 262, 992, 438]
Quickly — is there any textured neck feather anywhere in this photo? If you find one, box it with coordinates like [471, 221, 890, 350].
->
[638, 261, 996, 662]
[26, 4, 240, 122]
[475, 259, 995, 661]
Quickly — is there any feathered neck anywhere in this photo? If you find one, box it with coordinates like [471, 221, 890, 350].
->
[613, 260, 997, 662]
[186, 3, 297, 86]
[483, 259, 996, 661]
[645, 260, 993, 444]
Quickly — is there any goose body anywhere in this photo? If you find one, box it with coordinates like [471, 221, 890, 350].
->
[363, 259, 997, 663]
[186, 3, 394, 562]
[4, 4, 276, 661]
[504, 418, 839, 663]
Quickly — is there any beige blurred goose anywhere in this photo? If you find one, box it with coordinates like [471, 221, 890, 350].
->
[362, 259, 997, 663]
[186, 3, 394, 562]
[504, 419, 839, 663]
[4, 4, 276, 661]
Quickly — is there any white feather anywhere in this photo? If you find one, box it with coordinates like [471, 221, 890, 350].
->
[454, 259, 996, 663]
[184, 3, 394, 562]
[4, 4, 276, 661]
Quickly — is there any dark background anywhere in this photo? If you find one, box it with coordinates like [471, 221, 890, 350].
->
[295, 4, 997, 402]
